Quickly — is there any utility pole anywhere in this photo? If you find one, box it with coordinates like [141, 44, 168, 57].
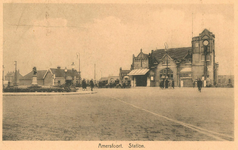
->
[77, 53, 81, 84]
[14, 61, 18, 86]
[164, 43, 169, 89]
[164, 43, 169, 78]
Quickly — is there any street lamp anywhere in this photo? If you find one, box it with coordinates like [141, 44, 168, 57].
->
[203, 39, 209, 80]
[65, 67, 67, 86]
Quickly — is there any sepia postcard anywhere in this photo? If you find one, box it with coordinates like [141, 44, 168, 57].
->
[1, 0, 237, 150]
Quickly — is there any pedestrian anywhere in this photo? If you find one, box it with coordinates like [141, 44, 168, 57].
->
[160, 81, 163, 89]
[172, 80, 174, 89]
[165, 79, 169, 89]
[123, 82, 126, 88]
[193, 81, 195, 88]
[90, 79, 94, 91]
[82, 79, 87, 91]
[197, 78, 202, 92]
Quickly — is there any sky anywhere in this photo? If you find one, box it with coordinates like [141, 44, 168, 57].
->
[3, 3, 234, 79]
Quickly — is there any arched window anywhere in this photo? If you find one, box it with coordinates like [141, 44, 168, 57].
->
[160, 68, 173, 80]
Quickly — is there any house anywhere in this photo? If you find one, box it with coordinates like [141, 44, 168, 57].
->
[19, 70, 47, 85]
[217, 75, 234, 87]
[44, 66, 80, 86]
[128, 29, 218, 87]
[5, 70, 23, 86]
[19, 66, 80, 86]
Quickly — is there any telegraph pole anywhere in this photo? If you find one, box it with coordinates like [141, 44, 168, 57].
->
[77, 53, 81, 84]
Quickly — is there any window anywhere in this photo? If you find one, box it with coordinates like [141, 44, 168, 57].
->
[162, 59, 170, 65]
[160, 68, 173, 80]
[201, 54, 205, 61]
[201, 47, 204, 53]
[207, 46, 210, 53]
[206, 55, 210, 61]
[193, 55, 199, 63]
[194, 48, 199, 53]
[195, 42, 199, 47]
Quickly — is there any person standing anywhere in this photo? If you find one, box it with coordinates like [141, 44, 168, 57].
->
[197, 78, 202, 92]
[82, 79, 87, 91]
[172, 80, 174, 89]
[90, 79, 94, 91]
[165, 79, 169, 89]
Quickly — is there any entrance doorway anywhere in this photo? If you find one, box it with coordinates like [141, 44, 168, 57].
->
[136, 75, 147, 86]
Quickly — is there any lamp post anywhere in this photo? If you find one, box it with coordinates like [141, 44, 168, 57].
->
[203, 40, 209, 80]
[65, 67, 67, 86]
[164, 43, 169, 88]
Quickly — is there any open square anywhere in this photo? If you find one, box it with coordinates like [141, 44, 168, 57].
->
[3, 87, 234, 141]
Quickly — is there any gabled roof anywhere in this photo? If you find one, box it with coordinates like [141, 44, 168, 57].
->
[5, 71, 23, 79]
[136, 49, 149, 59]
[21, 70, 47, 80]
[50, 68, 79, 78]
[50, 68, 65, 77]
[5, 72, 15, 77]
[152, 47, 192, 62]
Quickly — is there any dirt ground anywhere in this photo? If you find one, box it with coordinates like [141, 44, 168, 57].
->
[3, 87, 234, 141]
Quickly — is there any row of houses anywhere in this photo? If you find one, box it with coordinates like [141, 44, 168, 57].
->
[4, 66, 80, 87]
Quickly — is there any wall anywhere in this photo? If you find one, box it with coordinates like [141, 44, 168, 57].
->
[44, 71, 53, 86]
[37, 79, 44, 85]
[19, 79, 32, 85]
[54, 77, 65, 85]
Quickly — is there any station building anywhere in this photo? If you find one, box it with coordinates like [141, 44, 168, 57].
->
[128, 29, 219, 87]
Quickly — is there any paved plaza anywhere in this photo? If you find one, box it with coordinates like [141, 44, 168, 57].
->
[3, 87, 234, 141]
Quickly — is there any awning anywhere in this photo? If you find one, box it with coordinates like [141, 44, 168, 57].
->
[180, 68, 192, 73]
[128, 69, 149, 76]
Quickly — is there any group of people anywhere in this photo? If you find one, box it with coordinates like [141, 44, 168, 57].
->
[159, 79, 203, 92]
[160, 79, 175, 89]
[81, 79, 94, 91]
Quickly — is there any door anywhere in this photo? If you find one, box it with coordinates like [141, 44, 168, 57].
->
[136, 75, 147, 86]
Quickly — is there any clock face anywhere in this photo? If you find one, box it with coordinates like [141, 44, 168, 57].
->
[203, 40, 209, 46]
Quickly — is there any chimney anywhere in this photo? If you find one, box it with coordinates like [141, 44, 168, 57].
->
[57, 66, 61, 69]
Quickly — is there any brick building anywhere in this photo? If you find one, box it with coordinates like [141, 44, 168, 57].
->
[128, 29, 219, 87]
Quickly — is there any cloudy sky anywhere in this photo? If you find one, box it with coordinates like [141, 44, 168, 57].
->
[3, 3, 234, 79]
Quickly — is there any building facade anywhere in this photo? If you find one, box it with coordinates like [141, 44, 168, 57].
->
[5, 70, 23, 86]
[128, 29, 219, 87]
[217, 75, 234, 87]
[19, 66, 80, 86]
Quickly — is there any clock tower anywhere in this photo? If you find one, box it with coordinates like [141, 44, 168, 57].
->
[191, 29, 216, 86]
